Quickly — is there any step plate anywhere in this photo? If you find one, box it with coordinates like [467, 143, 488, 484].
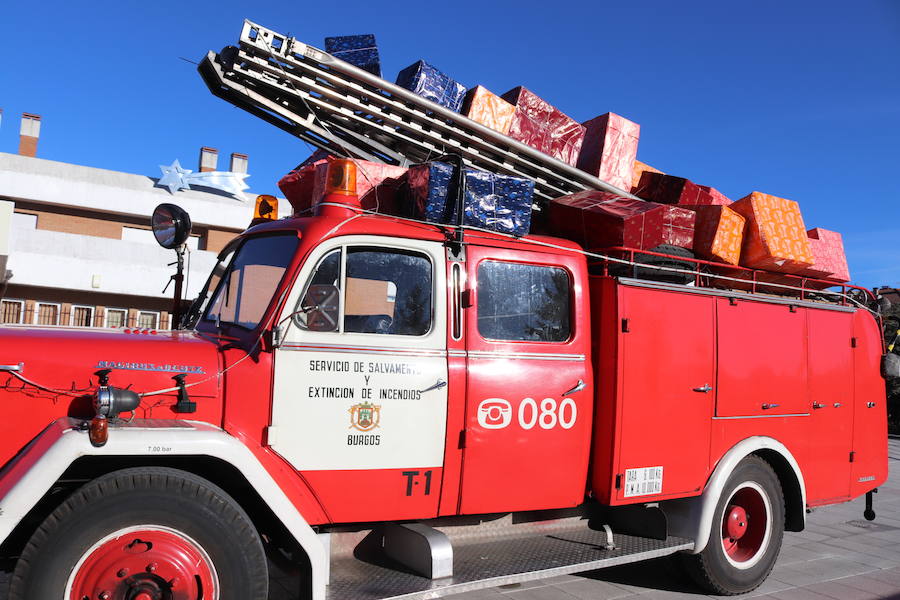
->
[326, 528, 693, 600]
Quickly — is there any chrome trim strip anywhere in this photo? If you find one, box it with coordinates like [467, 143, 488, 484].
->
[618, 278, 857, 313]
[279, 345, 585, 361]
[280, 343, 447, 357]
[467, 351, 586, 362]
[713, 414, 810, 420]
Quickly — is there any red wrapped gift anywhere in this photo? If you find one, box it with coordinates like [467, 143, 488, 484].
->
[501, 87, 585, 166]
[798, 228, 850, 282]
[549, 190, 694, 250]
[577, 113, 640, 193]
[635, 172, 729, 206]
[278, 156, 407, 215]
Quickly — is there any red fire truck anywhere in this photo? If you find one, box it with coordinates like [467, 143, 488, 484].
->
[0, 21, 892, 600]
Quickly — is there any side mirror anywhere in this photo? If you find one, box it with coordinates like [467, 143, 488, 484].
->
[298, 284, 340, 332]
[881, 353, 900, 379]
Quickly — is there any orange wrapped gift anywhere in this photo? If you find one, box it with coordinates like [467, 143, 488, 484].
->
[462, 85, 516, 135]
[687, 205, 745, 265]
[730, 192, 813, 273]
[631, 160, 663, 192]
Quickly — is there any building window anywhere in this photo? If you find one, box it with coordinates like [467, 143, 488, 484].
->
[71, 305, 95, 327]
[35, 303, 61, 326]
[106, 308, 127, 328]
[1, 300, 24, 324]
[137, 311, 159, 330]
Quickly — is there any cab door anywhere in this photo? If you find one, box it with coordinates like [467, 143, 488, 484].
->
[458, 243, 593, 515]
[269, 235, 448, 523]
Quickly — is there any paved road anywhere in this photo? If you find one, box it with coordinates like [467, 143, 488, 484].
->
[3, 440, 898, 599]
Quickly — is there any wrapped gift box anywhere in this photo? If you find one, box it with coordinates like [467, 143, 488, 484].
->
[463, 85, 516, 135]
[279, 156, 407, 214]
[729, 191, 813, 272]
[325, 34, 381, 77]
[548, 190, 694, 250]
[635, 172, 730, 206]
[577, 113, 640, 192]
[396, 60, 467, 112]
[632, 160, 662, 191]
[799, 228, 850, 282]
[501, 87, 585, 166]
[406, 162, 534, 236]
[687, 205, 745, 265]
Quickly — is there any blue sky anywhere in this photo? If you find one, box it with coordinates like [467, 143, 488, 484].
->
[1, 0, 898, 288]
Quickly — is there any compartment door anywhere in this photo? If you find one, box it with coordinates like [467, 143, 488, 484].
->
[716, 299, 808, 417]
[806, 309, 853, 504]
[616, 286, 715, 501]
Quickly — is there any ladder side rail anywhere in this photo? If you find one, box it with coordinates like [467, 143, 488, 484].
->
[226, 51, 578, 202]
[233, 20, 639, 200]
[201, 54, 401, 166]
[228, 48, 579, 192]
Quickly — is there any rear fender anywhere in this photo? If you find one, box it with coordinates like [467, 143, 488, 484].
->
[0, 418, 328, 600]
[663, 436, 806, 553]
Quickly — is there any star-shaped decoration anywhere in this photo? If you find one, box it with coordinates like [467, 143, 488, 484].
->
[158, 160, 192, 194]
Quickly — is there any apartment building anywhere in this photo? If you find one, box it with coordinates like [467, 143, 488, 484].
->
[0, 112, 289, 330]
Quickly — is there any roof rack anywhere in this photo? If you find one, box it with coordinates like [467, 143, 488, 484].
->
[198, 20, 640, 209]
[590, 247, 874, 308]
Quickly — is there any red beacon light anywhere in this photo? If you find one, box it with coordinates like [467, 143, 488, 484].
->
[315, 159, 361, 218]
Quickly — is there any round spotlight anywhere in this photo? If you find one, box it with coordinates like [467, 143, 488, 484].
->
[151, 203, 192, 249]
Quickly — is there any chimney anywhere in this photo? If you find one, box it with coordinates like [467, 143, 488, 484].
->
[199, 147, 218, 172]
[18, 113, 41, 157]
[230, 152, 249, 174]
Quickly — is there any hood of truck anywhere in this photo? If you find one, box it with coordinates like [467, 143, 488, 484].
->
[0, 325, 224, 467]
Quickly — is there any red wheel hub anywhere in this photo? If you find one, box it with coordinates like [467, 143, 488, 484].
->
[725, 505, 748, 540]
[68, 527, 217, 600]
[721, 486, 769, 564]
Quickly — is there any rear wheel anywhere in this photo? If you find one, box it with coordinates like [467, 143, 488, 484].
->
[10, 466, 268, 600]
[681, 456, 784, 595]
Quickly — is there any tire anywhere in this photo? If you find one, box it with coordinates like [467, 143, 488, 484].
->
[10, 466, 268, 600]
[609, 244, 697, 285]
[680, 456, 785, 595]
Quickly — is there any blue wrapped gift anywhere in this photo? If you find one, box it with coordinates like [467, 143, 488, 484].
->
[395, 61, 467, 113]
[325, 34, 381, 77]
[407, 162, 534, 236]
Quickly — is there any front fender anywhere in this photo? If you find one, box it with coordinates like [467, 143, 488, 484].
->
[0, 418, 328, 600]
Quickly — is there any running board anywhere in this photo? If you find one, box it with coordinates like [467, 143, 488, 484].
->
[326, 524, 693, 600]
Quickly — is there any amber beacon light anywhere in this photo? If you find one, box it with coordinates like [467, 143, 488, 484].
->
[317, 159, 361, 218]
[254, 194, 278, 220]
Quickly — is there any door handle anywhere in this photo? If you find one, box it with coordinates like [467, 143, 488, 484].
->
[833, 402, 842, 408]
[419, 379, 447, 394]
[762, 403, 780, 410]
[813, 402, 826, 409]
[562, 379, 586, 397]
[693, 384, 713, 393]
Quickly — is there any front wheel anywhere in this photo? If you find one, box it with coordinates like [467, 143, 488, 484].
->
[680, 456, 785, 595]
[10, 467, 269, 600]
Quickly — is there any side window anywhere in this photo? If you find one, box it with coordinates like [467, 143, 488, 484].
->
[477, 261, 571, 342]
[297, 246, 433, 336]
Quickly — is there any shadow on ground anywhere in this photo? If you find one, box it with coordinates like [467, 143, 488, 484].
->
[580, 555, 706, 594]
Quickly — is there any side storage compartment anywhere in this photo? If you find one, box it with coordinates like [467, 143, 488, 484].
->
[590, 278, 715, 504]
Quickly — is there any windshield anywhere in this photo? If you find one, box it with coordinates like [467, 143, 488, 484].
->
[203, 233, 300, 331]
